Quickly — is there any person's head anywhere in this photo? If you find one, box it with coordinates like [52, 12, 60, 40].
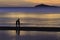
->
[18, 18, 20, 20]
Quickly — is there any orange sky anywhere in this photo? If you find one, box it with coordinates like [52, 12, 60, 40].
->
[0, 0, 60, 7]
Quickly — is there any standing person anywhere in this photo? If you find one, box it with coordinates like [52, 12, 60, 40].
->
[16, 18, 20, 35]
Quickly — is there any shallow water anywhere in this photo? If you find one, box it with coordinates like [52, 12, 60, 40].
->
[0, 12, 60, 27]
[0, 7, 60, 40]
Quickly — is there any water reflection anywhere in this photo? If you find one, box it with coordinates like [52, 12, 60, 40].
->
[0, 12, 60, 27]
[0, 12, 60, 40]
[20, 31, 60, 40]
[0, 30, 16, 40]
[0, 30, 60, 40]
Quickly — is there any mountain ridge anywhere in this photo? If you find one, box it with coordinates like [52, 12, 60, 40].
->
[35, 4, 60, 8]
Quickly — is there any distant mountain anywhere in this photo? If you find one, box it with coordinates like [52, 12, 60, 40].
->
[35, 4, 60, 8]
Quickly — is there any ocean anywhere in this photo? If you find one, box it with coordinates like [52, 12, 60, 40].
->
[0, 7, 60, 27]
[0, 7, 60, 40]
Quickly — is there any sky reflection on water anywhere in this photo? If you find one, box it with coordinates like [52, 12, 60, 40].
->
[0, 12, 60, 27]
[0, 8, 60, 40]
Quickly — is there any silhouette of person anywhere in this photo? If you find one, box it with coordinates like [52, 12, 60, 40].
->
[16, 18, 20, 35]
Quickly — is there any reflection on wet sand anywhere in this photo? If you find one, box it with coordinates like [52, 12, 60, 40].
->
[20, 31, 60, 40]
[0, 30, 59, 40]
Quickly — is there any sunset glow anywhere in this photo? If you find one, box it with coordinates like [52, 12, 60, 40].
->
[0, 0, 60, 7]
[1, 12, 60, 19]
